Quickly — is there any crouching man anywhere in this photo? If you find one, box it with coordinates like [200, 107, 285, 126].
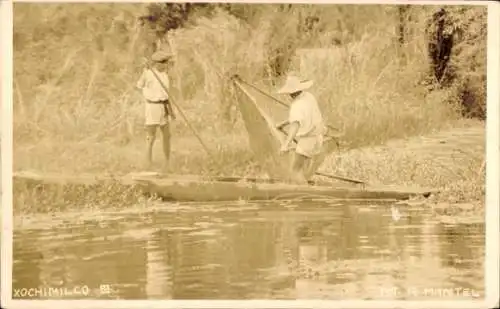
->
[276, 75, 326, 184]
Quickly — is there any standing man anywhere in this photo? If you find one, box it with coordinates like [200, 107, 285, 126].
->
[136, 50, 176, 171]
[276, 75, 325, 183]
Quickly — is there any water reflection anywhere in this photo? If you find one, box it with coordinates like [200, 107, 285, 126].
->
[13, 200, 485, 300]
[145, 229, 172, 299]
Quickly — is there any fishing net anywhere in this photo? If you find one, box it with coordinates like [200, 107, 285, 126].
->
[233, 78, 339, 180]
[233, 79, 292, 179]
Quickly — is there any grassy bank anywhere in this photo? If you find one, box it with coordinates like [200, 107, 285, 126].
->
[13, 4, 486, 215]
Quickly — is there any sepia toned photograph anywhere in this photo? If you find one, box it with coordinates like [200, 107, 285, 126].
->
[3, 0, 499, 307]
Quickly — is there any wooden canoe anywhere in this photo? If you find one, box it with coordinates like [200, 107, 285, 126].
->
[13, 171, 437, 202]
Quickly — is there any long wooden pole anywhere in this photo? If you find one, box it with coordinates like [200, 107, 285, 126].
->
[231, 75, 289, 108]
[144, 60, 216, 161]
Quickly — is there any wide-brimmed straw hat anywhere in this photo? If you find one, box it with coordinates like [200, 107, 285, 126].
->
[277, 75, 314, 94]
[151, 50, 173, 63]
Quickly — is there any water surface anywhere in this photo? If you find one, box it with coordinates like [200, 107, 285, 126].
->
[13, 199, 485, 300]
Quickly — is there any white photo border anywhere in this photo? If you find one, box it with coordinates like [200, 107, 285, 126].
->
[2, 0, 499, 308]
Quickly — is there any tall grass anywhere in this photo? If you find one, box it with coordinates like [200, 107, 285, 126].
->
[292, 37, 460, 149]
[13, 4, 485, 176]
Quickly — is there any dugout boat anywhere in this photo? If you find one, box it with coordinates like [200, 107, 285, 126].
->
[128, 173, 435, 201]
[13, 171, 436, 202]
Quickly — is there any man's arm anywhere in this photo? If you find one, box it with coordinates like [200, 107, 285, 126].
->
[276, 119, 290, 130]
[136, 71, 145, 90]
[166, 100, 176, 120]
[160, 72, 170, 91]
[279, 101, 304, 152]
[280, 121, 299, 152]
[160, 72, 176, 119]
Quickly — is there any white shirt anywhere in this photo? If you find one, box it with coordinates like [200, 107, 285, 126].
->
[136, 68, 170, 102]
[288, 91, 325, 138]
